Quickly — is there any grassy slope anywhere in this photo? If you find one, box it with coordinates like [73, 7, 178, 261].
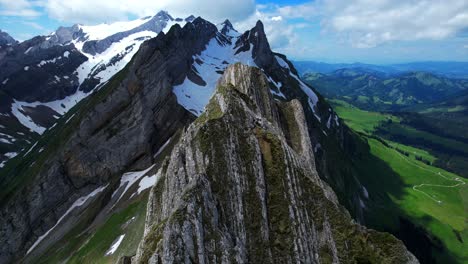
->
[330, 99, 468, 263]
[36, 193, 148, 264]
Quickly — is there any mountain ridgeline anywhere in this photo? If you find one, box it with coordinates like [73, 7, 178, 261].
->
[133, 63, 417, 263]
[0, 14, 418, 263]
[303, 69, 468, 111]
[0, 11, 192, 168]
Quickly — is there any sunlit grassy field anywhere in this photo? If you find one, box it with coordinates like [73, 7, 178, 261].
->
[330, 99, 468, 263]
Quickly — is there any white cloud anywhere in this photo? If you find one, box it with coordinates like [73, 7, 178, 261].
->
[271, 16, 282, 21]
[277, 2, 317, 19]
[256, 0, 468, 48]
[316, 0, 468, 48]
[44, 0, 255, 24]
[236, 9, 298, 51]
[0, 0, 41, 17]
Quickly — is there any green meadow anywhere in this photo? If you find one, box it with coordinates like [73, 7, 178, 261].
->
[330, 99, 468, 263]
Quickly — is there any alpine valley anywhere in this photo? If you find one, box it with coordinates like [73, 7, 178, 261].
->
[0, 10, 461, 264]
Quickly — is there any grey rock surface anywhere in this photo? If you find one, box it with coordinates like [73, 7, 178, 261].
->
[133, 64, 418, 264]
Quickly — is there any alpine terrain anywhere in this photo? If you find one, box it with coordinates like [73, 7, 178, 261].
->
[0, 11, 422, 264]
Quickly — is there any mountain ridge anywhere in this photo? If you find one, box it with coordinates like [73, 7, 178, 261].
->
[0, 11, 192, 168]
[295, 60, 468, 79]
[132, 63, 417, 263]
[303, 68, 468, 111]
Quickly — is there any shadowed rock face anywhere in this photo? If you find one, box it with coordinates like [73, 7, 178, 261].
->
[133, 64, 418, 264]
[0, 30, 17, 47]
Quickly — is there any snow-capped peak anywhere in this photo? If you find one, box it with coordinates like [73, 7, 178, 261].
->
[7, 11, 187, 136]
[219, 19, 240, 38]
[78, 16, 154, 41]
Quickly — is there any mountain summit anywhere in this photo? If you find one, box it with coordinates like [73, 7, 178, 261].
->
[0, 30, 16, 47]
[133, 63, 417, 263]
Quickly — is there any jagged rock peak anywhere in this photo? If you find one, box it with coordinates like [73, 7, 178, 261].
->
[133, 63, 418, 263]
[0, 30, 17, 46]
[185, 15, 196, 22]
[220, 19, 238, 37]
[154, 10, 173, 21]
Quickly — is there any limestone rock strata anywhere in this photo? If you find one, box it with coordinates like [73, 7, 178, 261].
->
[134, 64, 418, 264]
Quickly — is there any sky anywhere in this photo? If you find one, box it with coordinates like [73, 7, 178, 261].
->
[1, 0, 467, 64]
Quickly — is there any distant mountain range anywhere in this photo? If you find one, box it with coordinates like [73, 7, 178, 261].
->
[302, 68, 468, 111]
[294, 61, 468, 79]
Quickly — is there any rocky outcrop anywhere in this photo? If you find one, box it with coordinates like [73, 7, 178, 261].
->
[133, 64, 418, 264]
[0, 30, 17, 47]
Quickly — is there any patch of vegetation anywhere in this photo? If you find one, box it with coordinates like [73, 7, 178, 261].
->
[303, 70, 468, 111]
[331, 100, 467, 263]
[255, 129, 294, 260]
[36, 194, 148, 264]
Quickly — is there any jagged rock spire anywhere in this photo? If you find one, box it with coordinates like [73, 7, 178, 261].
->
[132, 63, 418, 263]
[220, 19, 239, 37]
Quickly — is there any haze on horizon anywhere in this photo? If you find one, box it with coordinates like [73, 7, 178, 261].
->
[1, 0, 467, 64]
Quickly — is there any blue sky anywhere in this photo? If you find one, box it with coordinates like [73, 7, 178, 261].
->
[1, 0, 467, 64]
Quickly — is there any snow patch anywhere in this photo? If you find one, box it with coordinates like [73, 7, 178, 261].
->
[4, 152, 17, 159]
[2, 78, 8, 85]
[63, 51, 70, 58]
[290, 73, 320, 121]
[65, 113, 76, 124]
[112, 165, 155, 206]
[314, 143, 321, 153]
[74, 30, 157, 86]
[27, 184, 108, 255]
[154, 137, 172, 157]
[24, 47, 33, 54]
[359, 198, 366, 209]
[24, 66, 29, 71]
[275, 55, 289, 69]
[326, 115, 332, 129]
[11, 101, 46, 134]
[11, 87, 90, 134]
[24, 142, 38, 156]
[362, 186, 369, 199]
[136, 169, 161, 195]
[173, 35, 257, 116]
[79, 16, 153, 41]
[267, 76, 286, 99]
[37, 56, 62, 67]
[104, 234, 125, 256]
[0, 133, 15, 144]
[0, 138, 12, 144]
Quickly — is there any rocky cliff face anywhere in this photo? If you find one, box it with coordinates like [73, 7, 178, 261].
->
[0, 11, 188, 168]
[133, 63, 417, 264]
